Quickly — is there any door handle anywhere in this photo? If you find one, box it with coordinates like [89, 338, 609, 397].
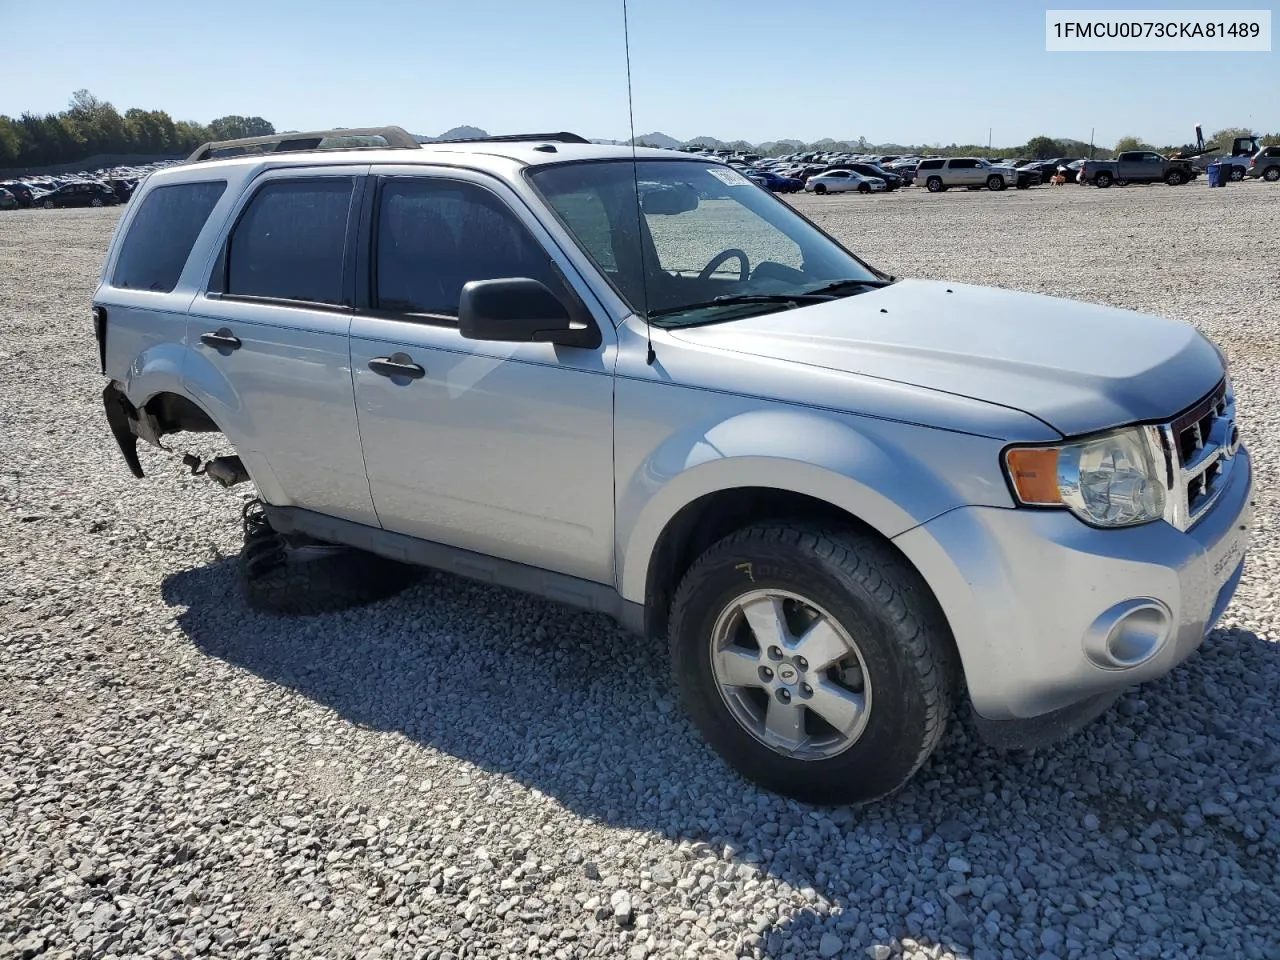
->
[368, 352, 426, 380]
[200, 328, 242, 351]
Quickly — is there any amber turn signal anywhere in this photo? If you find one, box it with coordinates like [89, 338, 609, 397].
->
[1005, 448, 1062, 505]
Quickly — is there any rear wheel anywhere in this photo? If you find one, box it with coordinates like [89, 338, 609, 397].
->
[1095, 172, 1113, 188]
[926, 177, 944, 192]
[1229, 165, 1246, 182]
[91, 197, 103, 207]
[669, 522, 957, 805]
[43, 199, 54, 209]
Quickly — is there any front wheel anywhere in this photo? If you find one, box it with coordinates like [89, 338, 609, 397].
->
[43, 200, 54, 209]
[1166, 170, 1185, 186]
[986, 175, 1005, 191]
[91, 197, 103, 207]
[814, 183, 827, 195]
[857, 182, 870, 194]
[669, 523, 957, 805]
[1262, 166, 1280, 182]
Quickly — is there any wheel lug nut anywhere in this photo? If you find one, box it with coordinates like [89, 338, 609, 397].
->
[767, 646, 783, 661]
[776, 689, 791, 704]
[759, 666, 773, 682]
[800, 683, 813, 699]
[795, 657, 808, 671]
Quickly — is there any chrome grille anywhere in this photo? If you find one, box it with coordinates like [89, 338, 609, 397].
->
[1154, 379, 1239, 531]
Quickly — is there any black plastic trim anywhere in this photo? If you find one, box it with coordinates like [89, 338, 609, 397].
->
[101, 382, 144, 478]
[971, 689, 1121, 751]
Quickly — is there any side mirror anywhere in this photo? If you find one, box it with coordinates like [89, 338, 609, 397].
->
[458, 277, 600, 349]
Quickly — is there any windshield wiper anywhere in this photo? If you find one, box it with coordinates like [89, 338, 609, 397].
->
[799, 277, 895, 297]
[647, 293, 833, 319]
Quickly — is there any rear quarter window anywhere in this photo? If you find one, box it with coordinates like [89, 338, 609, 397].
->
[918, 159, 942, 170]
[112, 181, 226, 292]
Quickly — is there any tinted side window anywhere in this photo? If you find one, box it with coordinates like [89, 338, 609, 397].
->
[227, 178, 354, 305]
[918, 159, 942, 170]
[112, 181, 226, 293]
[375, 178, 557, 318]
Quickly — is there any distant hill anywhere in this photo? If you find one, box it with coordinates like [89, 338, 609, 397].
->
[414, 125, 489, 143]
[405, 125, 1117, 160]
[629, 131, 681, 149]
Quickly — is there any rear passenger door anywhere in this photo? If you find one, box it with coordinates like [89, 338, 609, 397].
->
[184, 165, 379, 527]
[347, 168, 616, 585]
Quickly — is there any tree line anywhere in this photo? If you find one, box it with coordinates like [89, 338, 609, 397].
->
[0, 90, 275, 168]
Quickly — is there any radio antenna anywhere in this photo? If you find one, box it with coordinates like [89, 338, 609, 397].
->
[621, 0, 656, 365]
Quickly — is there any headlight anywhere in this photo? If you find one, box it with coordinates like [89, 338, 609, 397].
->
[1004, 426, 1167, 528]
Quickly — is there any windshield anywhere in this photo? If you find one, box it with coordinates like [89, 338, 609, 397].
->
[526, 159, 885, 327]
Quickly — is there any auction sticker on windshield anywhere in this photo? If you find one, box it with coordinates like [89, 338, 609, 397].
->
[707, 167, 753, 186]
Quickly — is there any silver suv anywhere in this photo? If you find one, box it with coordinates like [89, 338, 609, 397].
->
[916, 157, 1039, 192]
[95, 127, 1253, 804]
[1246, 145, 1280, 181]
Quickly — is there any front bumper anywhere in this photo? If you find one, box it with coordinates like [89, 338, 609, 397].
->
[894, 447, 1254, 726]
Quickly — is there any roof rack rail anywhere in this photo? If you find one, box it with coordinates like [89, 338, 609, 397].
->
[428, 132, 591, 145]
[186, 125, 421, 163]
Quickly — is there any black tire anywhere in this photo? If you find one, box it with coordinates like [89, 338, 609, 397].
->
[239, 504, 421, 616]
[1263, 166, 1280, 182]
[1229, 165, 1246, 182]
[1095, 172, 1113, 188]
[1165, 170, 1184, 186]
[857, 182, 870, 194]
[43, 199, 54, 209]
[669, 522, 957, 805]
[91, 197, 103, 207]
[926, 177, 944, 193]
[986, 175, 1005, 191]
[813, 183, 827, 195]
[1015, 181, 1030, 190]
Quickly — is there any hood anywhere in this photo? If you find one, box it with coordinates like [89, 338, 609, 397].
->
[666, 279, 1223, 436]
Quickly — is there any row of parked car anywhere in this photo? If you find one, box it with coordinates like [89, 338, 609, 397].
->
[0, 159, 183, 212]
[681, 143, 1280, 197]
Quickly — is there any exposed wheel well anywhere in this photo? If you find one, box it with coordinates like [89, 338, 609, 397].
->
[643, 487, 901, 641]
[143, 392, 220, 436]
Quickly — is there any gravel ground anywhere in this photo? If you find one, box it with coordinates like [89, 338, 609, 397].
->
[3, 183, 1280, 960]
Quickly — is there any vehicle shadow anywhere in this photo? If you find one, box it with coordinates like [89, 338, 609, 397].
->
[160, 559, 1280, 959]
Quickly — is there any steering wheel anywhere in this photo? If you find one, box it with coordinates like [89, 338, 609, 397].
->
[698, 248, 751, 282]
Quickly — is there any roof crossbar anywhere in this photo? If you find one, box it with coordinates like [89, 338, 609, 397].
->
[186, 125, 422, 162]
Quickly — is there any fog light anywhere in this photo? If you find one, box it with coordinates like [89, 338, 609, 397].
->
[1083, 599, 1171, 669]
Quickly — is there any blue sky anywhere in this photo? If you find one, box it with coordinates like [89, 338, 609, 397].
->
[0, 0, 1273, 148]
